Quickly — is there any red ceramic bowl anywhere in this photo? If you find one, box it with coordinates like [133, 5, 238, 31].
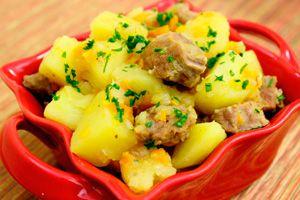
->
[1, 0, 299, 199]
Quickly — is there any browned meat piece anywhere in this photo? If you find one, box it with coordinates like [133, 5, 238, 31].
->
[142, 32, 207, 88]
[171, 3, 198, 24]
[23, 73, 58, 95]
[212, 101, 269, 133]
[134, 104, 197, 146]
[259, 76, 284, 111]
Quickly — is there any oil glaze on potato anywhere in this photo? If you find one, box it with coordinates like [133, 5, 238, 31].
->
[70, 91, 137, 167]
[44, 86, 94, 130]
[195, 50, 263, 114]
[172, 122, 226, 169]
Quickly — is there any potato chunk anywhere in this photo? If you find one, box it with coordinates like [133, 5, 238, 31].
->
[195, 50, 263, 114]
[120, 146, 176, 193]
[180, 11, 230, 58]
[90, 11, 148, 41]
[70, 91, 137, 167]
[39, 36, 84, 86]
[172, 122, 226, 169]
[44, 86, 94, 130]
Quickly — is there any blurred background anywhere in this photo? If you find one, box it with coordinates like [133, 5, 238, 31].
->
[0, 0, 299, 199]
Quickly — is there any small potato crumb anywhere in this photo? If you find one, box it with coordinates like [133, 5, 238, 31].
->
[119, 146, 176, 193]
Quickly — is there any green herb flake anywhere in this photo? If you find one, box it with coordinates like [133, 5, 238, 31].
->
[215, 75, 223, 81]
[254, 108, 260, 113]
[229, 51, 236, 62]
[200, 40, 216, 52]
[83, 39, 95, 50]
[61, 51, 66, 58]
[112, 47, 123, 52]
[105, 83, 120, 101]
[242, 80, 249, 89]
[124, 89, 147, 107]
[207, 52, 225, 69]
[277, 94, 285, 102]
[117, 13, 124, 18]
[64, 63, 70, 73]
[51, 93, 60, 101]
[172, 96, 181, 103]
[111, 97, 124, 122]
[156, 12, 173, 26]
[176, 22, 182, 27]
[234, 79, 241, 82]
[97, 51, 106, 58]
[144, 140, 156, 149]
[240, 63, 248, 74]
[125, 35, 150, 54]
[103, 54, 111, 73]
[154, 48, 167, 54]
[66, 75, 80, 92]
[155, 101, 160, 107]
[229, 69, 235, 76]
[173, 108, 188, 128]
[267, 77, 274, 87]
[205, 83, 212, 92]
[207, 26, 217, 37]
[145, 121, 153, 128]
[122, 22, 129, 28]
[167, 56, 175, 63]
[108, 29, 122, 43]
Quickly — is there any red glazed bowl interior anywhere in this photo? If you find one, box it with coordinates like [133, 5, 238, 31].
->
[1, 0, 300, 199]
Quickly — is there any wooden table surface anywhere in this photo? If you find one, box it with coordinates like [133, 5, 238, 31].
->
[0, 0, 299, 199]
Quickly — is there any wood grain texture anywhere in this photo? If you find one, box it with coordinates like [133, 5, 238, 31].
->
[0, 0, 299, 199]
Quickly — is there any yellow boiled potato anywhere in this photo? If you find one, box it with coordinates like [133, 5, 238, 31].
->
[39, 36, 85, 86]
[225, 41, 246, 54]
[70, 91, 137, 167]
[80, 40, 128, 90]
[44, 86, 94, 130]
[90, 11, 148, 41]
[195, 50, 262, 114]
[120, 146, 176, 193]
[181, 11, 230, 58]
[113, 66, 194, 106]
[172, 122, 226, 169]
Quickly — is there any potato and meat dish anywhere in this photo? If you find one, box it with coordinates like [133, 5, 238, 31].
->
[23, 3, 284, 193]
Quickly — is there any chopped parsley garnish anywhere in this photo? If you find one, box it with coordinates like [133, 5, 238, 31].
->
[124, 89, 147, 107]
[111, 97, 124, 122]
[61, 51, 66, 58]
[51, 93, 60, 101]
[83, 39, 95, 50]
[172, 96, 181, 103]
[156, 12, 173, 26]
[173, 108, 188, 128]
[207, 26, 217, 37]
[242, 80, 249, 89]
[122, 64, 136, 72]
[215, 75, 223, 81]
[112, 47, 123, 52]
[229, 69, 235, 76]
[125, 35, 150, 54]
[154, 48, 167, 54]
[97, 51, 106, 58]
[105, 83, 120, 101]
[145, 121, 153, 128]
[240, 63, 248, 74]
[117, 13, 124, 18]
[144, 140, 156, 149]
[234, 79, 241, 82]
[64, 64, 80, 92]
[205, 83, 212, 92]
[220, 61, 225, 64]
[155, 102, 160, 107]
[121, 22, 129, 28]
[229, 51, 236, 62]
[267, 77, 274, 87]
[254, 108, 260, 113]
[207, 52, 225, 69]
[176, 22, 182, 27]
[277, 94, 285, 102]
[103, 54, 111, 73]
[108, 29, 122, 43]
[167, 56, 175, 63]
[199, 40, 216, 52]
[240, 53, 244, 57]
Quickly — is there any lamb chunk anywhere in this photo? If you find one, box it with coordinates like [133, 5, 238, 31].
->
[212, 101, 269, 133]
[171, 3, 198, 24]
[142, 32, 207, 88]
[134, 104, 197, 146]
[23, 73, 57, 95]
[259, 76, 284, 111]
